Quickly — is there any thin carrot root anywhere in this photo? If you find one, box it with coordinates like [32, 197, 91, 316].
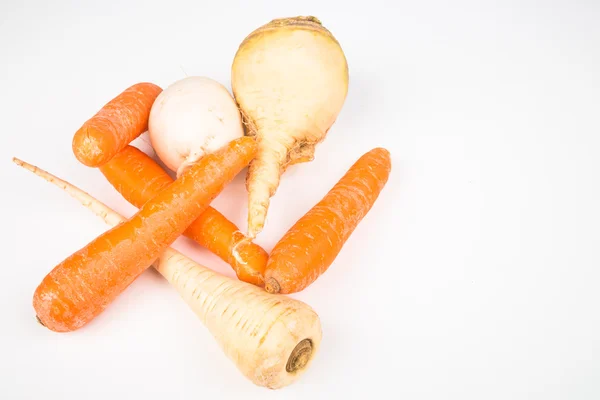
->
[13, 157, 322, 389]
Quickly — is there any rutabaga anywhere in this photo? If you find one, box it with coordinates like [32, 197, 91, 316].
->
[232, 16, 349, 238]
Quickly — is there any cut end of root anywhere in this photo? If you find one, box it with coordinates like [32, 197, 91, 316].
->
[35, 315, 46, 327]
[286, 339, 313, 373]
[264, 277, 281, 294]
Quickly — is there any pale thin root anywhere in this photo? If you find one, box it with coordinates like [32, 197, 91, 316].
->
[12, 157, 126, 227]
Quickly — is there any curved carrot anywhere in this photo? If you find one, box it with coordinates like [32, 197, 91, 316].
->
[72, 82, 163, 167]
[26, 137, 257, 332]
[99, 145, 268, 286]
[264, 148, 392, 294]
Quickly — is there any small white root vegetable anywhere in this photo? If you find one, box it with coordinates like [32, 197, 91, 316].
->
[13, 158, 322, 390]
[148, 76, 245, 176]
[232, 16, 349, 238]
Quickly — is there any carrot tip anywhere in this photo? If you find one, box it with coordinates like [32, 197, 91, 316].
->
[264, 277, 281, 294]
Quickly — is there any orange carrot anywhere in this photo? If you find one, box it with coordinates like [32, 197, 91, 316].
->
[72, 82, 162, 167]
[264, 148, 392, 294]
[99, 145, 268, 286]
[27, 137, 257, 332]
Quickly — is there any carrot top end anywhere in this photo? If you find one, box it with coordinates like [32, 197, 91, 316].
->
[264, 277, 281, 294]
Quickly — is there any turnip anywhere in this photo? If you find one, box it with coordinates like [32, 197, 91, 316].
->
[15, 158, 323, 390]
[148, 76, 245, 176]
[232, 16, 349, 238]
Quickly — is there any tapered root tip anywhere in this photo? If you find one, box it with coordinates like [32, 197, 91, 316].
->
[264, 277, 281, 294]
[286, 339, 313, 373]
[35, 315, 46, 327]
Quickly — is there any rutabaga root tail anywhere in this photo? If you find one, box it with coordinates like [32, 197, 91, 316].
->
[246, 143, 287, 238]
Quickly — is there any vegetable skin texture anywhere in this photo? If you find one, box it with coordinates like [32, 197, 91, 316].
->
[99, 145, 268, 286]
[148, 76, 245, 177]
[72, 82, 163, 167]
[14, 158, 322, 390]
[232, 16, 349, 238]
[264, 148, 391, 294]
[23, 137, 256, 332]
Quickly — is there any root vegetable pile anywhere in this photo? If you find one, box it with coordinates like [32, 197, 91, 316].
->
[13, 15, 392, 390]
[14, 158, 321, 390]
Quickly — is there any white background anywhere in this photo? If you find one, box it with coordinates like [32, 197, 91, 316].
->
[1, 0, 599, 398]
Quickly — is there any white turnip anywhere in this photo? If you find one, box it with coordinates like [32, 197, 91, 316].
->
[148, 76, 245, 176]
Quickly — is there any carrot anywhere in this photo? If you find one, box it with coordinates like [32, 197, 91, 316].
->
[264, 147, 392, 294]
[99, 145, 268, 286]
[17, 136, 256, 332]
[72, 82, 163, 167]
[14, 157, 322, 390]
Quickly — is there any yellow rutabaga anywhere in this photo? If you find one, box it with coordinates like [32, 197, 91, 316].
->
[232, 16, 349, 238]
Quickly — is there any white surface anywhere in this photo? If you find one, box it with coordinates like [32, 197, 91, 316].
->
[1, 0, 599, 398]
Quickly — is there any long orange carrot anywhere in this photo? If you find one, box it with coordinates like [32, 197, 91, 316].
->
[21, 137, 256, 332]
[264, 147, 392, 294]
[72, 82, 162, 167]
[99, 145, 268, 286]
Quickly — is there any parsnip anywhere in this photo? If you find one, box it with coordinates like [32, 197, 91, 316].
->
[14, 158, 322, 390]
[232, 16, 349, 238]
